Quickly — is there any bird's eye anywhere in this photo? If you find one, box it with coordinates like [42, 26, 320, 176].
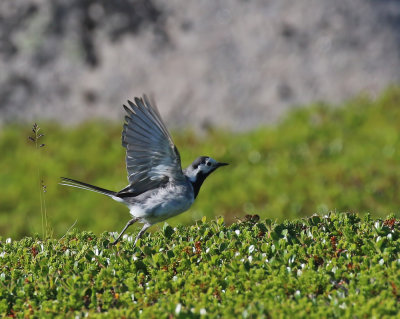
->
[207, 162, 211, 166]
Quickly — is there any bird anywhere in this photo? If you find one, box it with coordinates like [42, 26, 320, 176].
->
[60, 95, 228, 246]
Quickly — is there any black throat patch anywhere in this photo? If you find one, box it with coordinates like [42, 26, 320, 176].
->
[190, 170, 213, 199]
[188, 156, 213, 198]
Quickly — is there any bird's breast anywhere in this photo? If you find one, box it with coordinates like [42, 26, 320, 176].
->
[128, 182, 194, 224]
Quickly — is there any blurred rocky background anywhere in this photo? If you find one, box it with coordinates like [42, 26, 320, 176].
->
[1, 0, 400, 131]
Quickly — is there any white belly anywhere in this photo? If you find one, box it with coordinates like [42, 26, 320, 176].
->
[128, 184, 194, 225]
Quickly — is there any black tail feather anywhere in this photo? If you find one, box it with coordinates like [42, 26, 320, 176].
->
[60, 177, 116, 197]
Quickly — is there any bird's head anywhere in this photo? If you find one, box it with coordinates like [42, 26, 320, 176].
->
[185, 156, 228, 198]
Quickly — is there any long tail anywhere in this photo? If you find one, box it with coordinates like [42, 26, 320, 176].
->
[60, 177, 116, 197]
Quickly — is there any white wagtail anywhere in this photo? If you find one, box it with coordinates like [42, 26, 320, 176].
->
[60, 95, 228, 246]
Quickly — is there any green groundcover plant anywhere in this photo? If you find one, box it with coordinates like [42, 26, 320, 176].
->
[0, 213, 399, 318]
[1, 88, 400, 317]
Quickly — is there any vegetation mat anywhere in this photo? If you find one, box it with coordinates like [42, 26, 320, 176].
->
[1, 213, 399, 318]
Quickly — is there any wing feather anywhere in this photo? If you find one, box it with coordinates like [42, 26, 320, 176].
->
[119, 95, 184, 197]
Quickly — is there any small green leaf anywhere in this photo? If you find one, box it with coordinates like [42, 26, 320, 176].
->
[163, 223, 174, 239]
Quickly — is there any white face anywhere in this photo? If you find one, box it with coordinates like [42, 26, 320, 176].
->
[186, 157, 220, 182]
[196, 157, 218, 175]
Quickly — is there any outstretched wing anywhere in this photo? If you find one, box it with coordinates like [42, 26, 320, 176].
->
[118, 95, 185, 197]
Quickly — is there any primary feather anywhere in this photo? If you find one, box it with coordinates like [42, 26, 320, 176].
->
[119, 96, 185, 197]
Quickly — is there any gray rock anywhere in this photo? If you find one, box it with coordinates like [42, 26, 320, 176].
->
[1, 0, 399, 130]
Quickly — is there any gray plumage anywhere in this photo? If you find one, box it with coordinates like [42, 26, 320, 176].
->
[60, 95, 228, 246]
